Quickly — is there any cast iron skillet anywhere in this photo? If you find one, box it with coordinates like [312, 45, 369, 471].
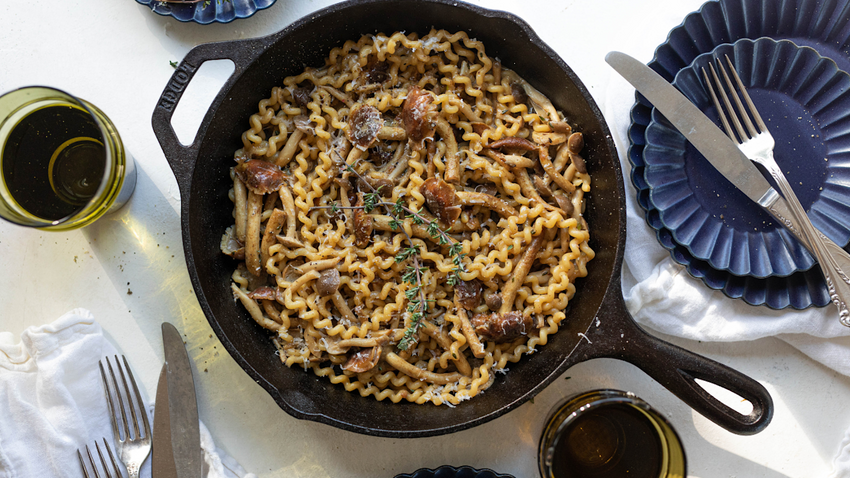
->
[152, 0, 773, 437]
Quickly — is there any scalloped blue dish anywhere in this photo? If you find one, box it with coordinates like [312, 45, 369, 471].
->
[394, 466, 515, 478]
[136, 0, 275, 24]
[643, 37, 850, 278]
[627, 0, 850, 309]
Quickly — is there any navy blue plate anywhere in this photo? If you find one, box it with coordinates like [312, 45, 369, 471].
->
[628, 0, 850, 309]
[136, 0, 275, 24]
[394, 466, 515, 478]
[644, 38, 850, 278]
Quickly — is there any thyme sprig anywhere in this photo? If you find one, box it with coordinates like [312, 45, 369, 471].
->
[310, 158, 467, 350]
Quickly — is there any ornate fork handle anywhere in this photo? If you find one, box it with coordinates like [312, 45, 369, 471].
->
[760, 156, 850, 325]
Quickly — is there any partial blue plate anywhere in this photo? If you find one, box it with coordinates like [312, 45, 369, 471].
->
[136, 0, 275, 24]
[644, 37, 850, 278]
[627, 0, 850, 309]
[394, 466, 515, 478]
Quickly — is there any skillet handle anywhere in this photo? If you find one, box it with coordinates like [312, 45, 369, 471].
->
[151, 38, 264, 197]
[579, 289, 773, 435]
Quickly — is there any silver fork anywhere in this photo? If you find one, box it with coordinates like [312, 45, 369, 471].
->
[704, 55, 850, 323]
[77, 438, 123, 478]
[100, 356, 152, 478]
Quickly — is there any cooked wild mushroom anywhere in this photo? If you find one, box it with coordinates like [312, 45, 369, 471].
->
[220, 225, 245, 260]
[236, 159, 285, 195]
[316, 268, 341, 296]
[348, 104, 383, 151]
[486, 136, 536, 152]
[454, 279, 482, 310]
[567, 132, 587, 174]
[353, 193, 373, 248]
[455, 190, 519, 218]
[276, 183, 304, 249]
[470, 310, 533, 343]
[402, 85, 437, 146]
[342, 346, 382, 373]
[420, 177, 461, 225]
[500, 234, 545, 313]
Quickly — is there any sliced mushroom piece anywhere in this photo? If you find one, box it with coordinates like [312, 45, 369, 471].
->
[402, 85, 437, 146]
[275, 128, 305, 168]
[520, 80, 559, 122]
[538, 146, 576, 194]
[483, 289, 502, 312]
[385, 352, 462, 385]
[231, 284, 281, 331]
[470, 310, 533, 343]
[342, 346, 382, 373]
[220, 225, 245, 260]
[276, 183, 304, 249]
[550, 121, 572, 134]
[454, 278, 483, 310]
[455, 191, 519, 218]
[235, 159, 286, 195]
[347, 104, 383, 151]
[531, 131, 568, 146]
[420, 177, 461, 225]
[486, 136, 536, 151]
[260, 208, 286, 270]
[247, 286, 277, 301]
[353, 192, 373, 248]
[316, 268, 341, 296]
[244, 191, 264, 277]
[567, 132, 587, 174]
[435, 118, 460, 183]
[484, 149, 535, 169]
[530, 175, 570, 215]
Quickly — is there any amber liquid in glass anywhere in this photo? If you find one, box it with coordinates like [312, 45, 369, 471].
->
[551, 403, 662, 478]
[2, 104, 105, 221]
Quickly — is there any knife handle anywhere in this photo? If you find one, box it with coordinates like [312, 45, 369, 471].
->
[767, 194, 850, 326]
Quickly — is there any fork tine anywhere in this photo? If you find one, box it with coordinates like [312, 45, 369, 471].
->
[77, 449, 92, 478]
[121, 354, 151, 439]
[702, 66, 735, 140]
[84, 444, 103, 478]
[114, 355, 140, 440]
[97, 439, 123, 478]
[104, 356, 131, 441]
[724, 54, 768, 133]
[708, 61, 748, 142]
[99, 361, 121, 442]
[716, 56, 759, 139]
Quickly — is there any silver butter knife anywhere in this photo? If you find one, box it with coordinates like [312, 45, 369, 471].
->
[606, 51, 850, 325]
[152, 322, 202, 478]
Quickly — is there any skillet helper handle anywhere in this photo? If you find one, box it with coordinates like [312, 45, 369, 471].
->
[582, 295, 773, 435]
[151, 38, 263, 196]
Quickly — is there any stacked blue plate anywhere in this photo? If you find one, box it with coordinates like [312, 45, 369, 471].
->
[394, 466, 514, 478]
[136, 0, 275, 24]
[628, 0, 850, 309]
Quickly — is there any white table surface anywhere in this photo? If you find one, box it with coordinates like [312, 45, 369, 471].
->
[3, 0, 849, 477]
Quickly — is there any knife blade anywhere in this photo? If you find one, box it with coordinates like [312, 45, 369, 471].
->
[152, 322, 202, 478]
[152, 364, 176, 478]
[605, 51, 850, 309]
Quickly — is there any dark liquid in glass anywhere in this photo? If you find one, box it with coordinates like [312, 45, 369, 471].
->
[2, 104, 105, 221]
[552, 403, 662, 478]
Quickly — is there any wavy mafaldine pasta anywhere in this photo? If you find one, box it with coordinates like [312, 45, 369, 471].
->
[221, 29, 594, 406]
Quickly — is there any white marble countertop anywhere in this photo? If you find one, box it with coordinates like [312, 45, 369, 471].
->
[3, 0, 849, 477]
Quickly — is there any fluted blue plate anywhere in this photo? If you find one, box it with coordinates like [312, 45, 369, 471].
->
[394, 466, 515, 478]
[628, 0, 850, 309]
[136, 0, 275, 24]
[644, 38, 850, 278]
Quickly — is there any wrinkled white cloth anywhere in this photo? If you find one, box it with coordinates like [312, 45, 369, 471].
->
[602, 68, 850, 476]
[0, 308, 256, 478]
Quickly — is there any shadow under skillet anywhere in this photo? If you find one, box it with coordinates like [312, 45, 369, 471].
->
[80, 163, 215, 362]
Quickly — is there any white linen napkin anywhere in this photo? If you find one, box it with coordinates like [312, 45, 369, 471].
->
[0, 308, 256, 478]
[602, 68, 850, 476]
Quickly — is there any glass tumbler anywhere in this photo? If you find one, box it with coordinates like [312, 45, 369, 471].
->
[0, 86, 136, 230]
[538, 389, 686, 478]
